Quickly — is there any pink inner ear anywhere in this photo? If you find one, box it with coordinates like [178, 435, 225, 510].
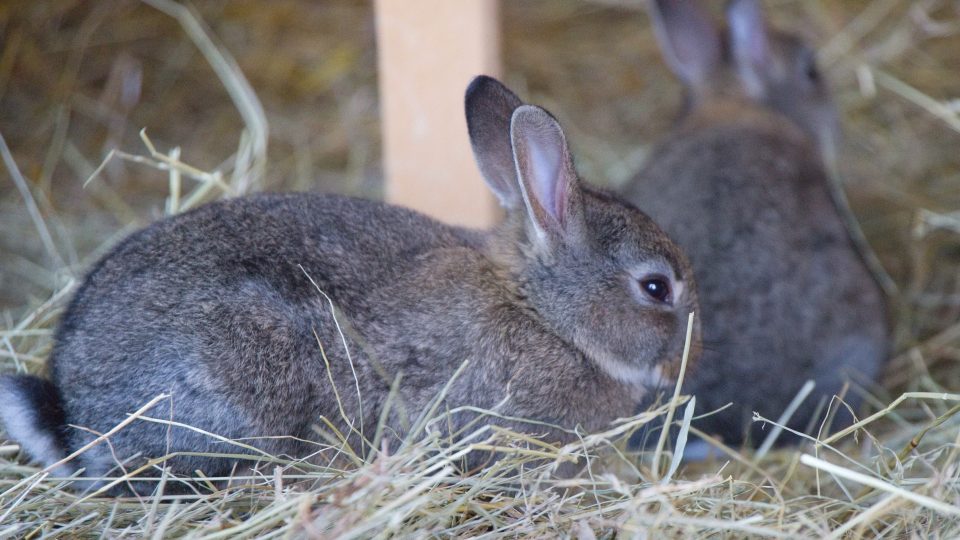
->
[650, 0, 722, 87]
[525, 131, 566, 226]
[729, 0, 770, 69]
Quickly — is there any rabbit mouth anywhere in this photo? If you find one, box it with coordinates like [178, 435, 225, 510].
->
[660, 353, 686, 381]
[660, 338, 703, 381]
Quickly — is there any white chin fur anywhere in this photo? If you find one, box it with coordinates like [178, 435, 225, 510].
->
[596, 359, 667, 390]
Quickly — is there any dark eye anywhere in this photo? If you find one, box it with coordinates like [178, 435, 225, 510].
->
[802, 51, 821, 83]
[640, 275, 672, 304]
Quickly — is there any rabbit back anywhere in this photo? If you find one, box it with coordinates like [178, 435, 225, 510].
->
[627, 116, 887, 444]
[46, 193, 483, 483]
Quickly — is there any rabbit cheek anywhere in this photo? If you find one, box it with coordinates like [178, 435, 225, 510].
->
[577, 301, 673, 387]
[659, 329, 697, 381]
[642, 311, 684, 366]
[632, 306, 699, 384]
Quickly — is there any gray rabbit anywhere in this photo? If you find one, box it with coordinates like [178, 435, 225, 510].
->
[625, 0, 888, 447]
[0, 76, 699, 491]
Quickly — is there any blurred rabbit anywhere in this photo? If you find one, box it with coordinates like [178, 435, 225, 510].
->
[0, 76, 699, 492]
[625, 0, 888, 448]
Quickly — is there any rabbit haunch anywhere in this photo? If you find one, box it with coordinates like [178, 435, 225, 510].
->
[0, 76, 698, 491]
[626, 0, 887, 448]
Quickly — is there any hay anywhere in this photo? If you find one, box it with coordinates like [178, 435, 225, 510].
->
[2, 0, 960, 537]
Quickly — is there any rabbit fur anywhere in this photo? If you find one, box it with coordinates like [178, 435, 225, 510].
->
[0, 76, 699, 492]
[625, 0, 888, 448]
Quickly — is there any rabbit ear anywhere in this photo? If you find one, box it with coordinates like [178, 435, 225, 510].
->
[648, 0, 722, 89]
[510, 105, 585, 248]
[465, 75, 525, 208]
[726, 0, 772, 97]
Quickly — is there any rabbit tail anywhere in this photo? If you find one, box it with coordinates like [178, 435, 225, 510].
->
[0, 375, 74, 474]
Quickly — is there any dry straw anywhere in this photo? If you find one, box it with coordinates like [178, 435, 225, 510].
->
[2, 0, 960, 537]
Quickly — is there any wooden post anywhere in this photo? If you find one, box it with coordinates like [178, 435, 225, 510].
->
[374, 0, 500, 228]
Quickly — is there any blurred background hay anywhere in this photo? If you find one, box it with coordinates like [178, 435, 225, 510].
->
[1, 0, 959, 536]
[2, 0, 959, 330]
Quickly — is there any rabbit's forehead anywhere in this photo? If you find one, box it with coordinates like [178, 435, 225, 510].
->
[577, 186, 687, 275]
[625, 258, 680, 282]
[604, 236, 687, 284]
[595, 212, 681, 265]
[590, 216, 685, 275]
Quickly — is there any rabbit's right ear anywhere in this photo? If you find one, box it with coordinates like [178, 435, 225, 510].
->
[648, 0, 722, 90]
[466, 75, 525, 208]
[510, 105, 586, 249]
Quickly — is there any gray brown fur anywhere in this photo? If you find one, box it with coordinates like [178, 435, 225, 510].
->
[0, 76, 698, 491]
[625, 0, 888, 446]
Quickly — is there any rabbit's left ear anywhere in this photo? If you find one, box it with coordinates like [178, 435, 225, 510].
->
[648, 0, 723, 91]
[509, 105, 586, 250]
[465, 75, 525, 208]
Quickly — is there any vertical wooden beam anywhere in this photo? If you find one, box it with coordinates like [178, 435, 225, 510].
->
[375, 0, 500, 228]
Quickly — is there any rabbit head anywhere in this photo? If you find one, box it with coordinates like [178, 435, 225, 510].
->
[466, 76, 700, 386]
[648, 0, 839, 159]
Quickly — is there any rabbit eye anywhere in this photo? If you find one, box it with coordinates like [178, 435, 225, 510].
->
[801, 51, 821, 83]
[640, 275, 672, 304]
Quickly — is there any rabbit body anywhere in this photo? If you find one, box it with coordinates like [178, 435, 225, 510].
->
[1, 77, 699, 487]
[628, 108, 886, 444]
[626, 0, 888, 445]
